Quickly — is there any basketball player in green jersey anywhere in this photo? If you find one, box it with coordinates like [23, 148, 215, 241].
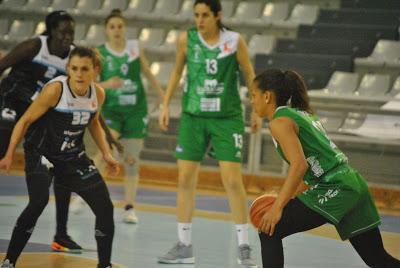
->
[158, 0, 261, 266]
[71, 9, 164, 223]
[251, 69, 400, 267]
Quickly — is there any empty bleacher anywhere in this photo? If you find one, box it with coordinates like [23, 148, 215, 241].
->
[0, 0, 399, 185]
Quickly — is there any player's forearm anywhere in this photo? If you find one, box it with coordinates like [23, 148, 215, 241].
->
[163, 71, 181, 106]
[89, 120, 112, 157]
[275, 161, 308, 209]
[5, 119, 30, 158]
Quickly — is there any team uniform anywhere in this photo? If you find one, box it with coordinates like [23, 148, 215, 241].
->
[0, 36, 81, 257]
[272, 106, 380, 240]
[19, 76, 114, 268]
[97, 40, 148, 139]
[176, 27, 244, 162]
[0, 35, 71, 133]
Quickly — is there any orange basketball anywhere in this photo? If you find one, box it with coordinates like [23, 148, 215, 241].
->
[249, 195, 276, 228]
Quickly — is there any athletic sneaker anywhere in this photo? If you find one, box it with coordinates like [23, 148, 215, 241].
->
[52, 235, 82, 253]
[237, 244, 258, 267]
[70, 196, 86, 214]
[157, 242, 195, 264]
[123, 208, 138, 224]
[0, 260, 14, 268]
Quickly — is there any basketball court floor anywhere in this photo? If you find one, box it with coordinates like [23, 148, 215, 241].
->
[0, 174, 399, 267]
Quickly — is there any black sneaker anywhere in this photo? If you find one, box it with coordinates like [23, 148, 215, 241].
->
[51, 235, 82, 254]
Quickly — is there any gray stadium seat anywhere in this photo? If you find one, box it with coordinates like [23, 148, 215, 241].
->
[96, 0, 128, 15]
[273, 4, 319, 27]
[221, 1, 235, 19]
[23, 0, 52, 10]
[178, 0, 194, 20]
[388, 76, 400, 97]
[0, 0, 27, 9]
[126, 26, 140, 39]
[34, 22, 46, 36]
[74, 23, 87, 42]
[225, 2, 263, 26]
[0, 19, 10, 36]
[316, 110, 345, 132]
[355, 40, 400, 68]
[4, 20, 35, 42]
[340, 112, 367, 131]
[139, 28, 165, 48]
[74, 0, 103, 14]
[85, 24, 106, 45]
[125, 0, 156, 16]
[355, 74, 391, 97]
[150, 61, 174, 87]
[322, 71, 360, 95]
[248, 34, 276, 58]
[50, 0, 77, 11]
[260, 2, 290, 23]
[149, 0, 182, 18]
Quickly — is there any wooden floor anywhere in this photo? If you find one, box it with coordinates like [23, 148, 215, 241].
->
[0, 253, 122, 268]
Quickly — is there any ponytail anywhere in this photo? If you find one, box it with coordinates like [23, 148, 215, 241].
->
[283, 70, 313, 114]
[254, 69, 313, 114]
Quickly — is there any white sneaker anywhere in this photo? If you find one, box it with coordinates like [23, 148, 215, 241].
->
[69, 196, 86, 214]
[0, 259, 14, 268]
[123, 208, 138, 224]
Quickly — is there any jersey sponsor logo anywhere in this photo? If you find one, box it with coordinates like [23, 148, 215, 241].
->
[121, 63, 129, 75]
[63, 130, 83, 136]
[77, 164, 98, 180]
[196, 79, 224, 95]
[1, 108, 17, 121]
[193, 44, 201, 62]
[223, 42, 232, 53]
[317, 188, 340, 205]
[306, 156, 324, 177]
[60, 136, 76, 151]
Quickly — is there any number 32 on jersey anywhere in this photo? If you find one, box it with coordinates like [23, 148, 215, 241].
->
[72, 111, 90, 125]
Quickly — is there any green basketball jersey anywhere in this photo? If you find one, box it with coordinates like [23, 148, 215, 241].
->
[183, 27, 242, 117]
[272, 106, 348, 185]
[97, 40, 147, 114]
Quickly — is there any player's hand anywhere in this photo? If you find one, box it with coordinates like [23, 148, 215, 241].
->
[251, 111, 262, 133]
[104, 77, 124, 89]
[0, 155, 13, 174]
[259, 203, 283, 236]
[158, 104, 170, 131]
[103, 152, 120, 176]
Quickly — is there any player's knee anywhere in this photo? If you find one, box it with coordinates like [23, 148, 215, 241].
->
[124, 156, 139, 177]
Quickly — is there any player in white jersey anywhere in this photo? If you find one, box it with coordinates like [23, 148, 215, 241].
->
[0, 47, 119, 268]
[0, 10, 82, 253]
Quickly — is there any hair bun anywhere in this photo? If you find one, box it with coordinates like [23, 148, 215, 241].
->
[110, 9, 122, 16]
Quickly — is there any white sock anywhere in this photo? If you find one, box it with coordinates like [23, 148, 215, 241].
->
[235, 224, 249, 246]
[178, 223, 192, 246]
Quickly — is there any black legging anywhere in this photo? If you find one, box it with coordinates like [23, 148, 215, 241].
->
[1, 127, 72, 237]
[259, 198, 400, 268]
[5, 153, 114, 268]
